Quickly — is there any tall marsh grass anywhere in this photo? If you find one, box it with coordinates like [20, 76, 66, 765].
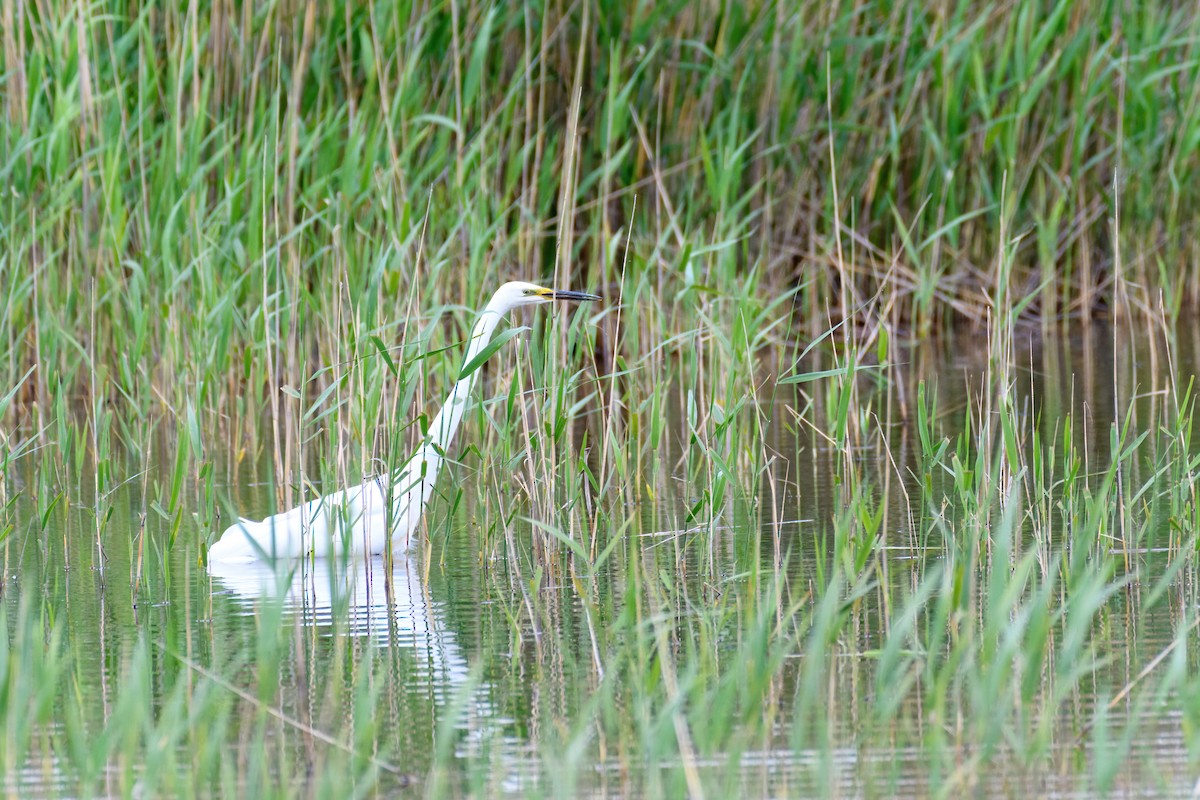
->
[5, 0, 1200, 797]
[4, 1, 1200, 440]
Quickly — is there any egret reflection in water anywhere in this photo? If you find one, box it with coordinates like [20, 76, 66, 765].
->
[208, 555, 471, 689]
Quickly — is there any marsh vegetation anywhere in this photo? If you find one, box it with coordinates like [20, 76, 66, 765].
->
[4, 1, 1200, 796]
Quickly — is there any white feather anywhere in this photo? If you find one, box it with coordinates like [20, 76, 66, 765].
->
[208, 281, 597, 563]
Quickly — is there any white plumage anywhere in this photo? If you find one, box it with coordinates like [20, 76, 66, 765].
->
[208, 280, 600, 563]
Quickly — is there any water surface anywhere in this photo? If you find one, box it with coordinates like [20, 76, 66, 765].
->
[5, 324, 1199, 796]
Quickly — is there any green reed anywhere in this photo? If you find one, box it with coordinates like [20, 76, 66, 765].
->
[6, 0, 1200, 441]
[5, 0, 1200, 797]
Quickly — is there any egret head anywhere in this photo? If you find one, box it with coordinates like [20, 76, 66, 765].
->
[493, 281, 602, 312]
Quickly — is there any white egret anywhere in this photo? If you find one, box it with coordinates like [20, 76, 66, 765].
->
[208, 281, 600, 563]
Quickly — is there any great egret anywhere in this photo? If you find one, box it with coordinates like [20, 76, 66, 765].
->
[208, 281, 600, 563]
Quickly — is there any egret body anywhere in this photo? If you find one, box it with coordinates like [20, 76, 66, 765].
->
[208, 281, 600, 563]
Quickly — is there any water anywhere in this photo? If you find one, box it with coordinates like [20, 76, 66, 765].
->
[4, 324, 1200, 796]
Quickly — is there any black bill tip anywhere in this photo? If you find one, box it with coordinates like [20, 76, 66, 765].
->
[548, 288, 602, 302]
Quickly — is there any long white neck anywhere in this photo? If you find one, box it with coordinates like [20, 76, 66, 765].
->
[426, 301, 506, 452]
[396, 294, 510, 498]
